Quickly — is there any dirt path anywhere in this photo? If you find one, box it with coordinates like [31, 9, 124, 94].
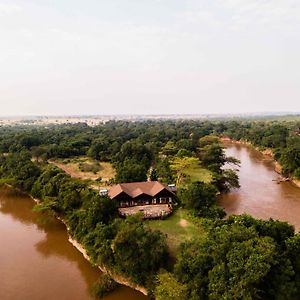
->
[179, 218, 189, 228]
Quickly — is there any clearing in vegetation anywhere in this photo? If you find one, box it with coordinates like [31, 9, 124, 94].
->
[147, 208, 206, 255]
[49, 157, 116, 184]
[170, 157, 212, 187]
[183, 163, 212, 184]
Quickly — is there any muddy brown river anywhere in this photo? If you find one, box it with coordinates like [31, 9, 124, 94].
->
[0, 185, 146, 300]
[219, 143, 300, 230]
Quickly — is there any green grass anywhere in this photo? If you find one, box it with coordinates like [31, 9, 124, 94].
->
[147, 208, 206, 255]
[183, 164, 212, 184]
[170, 156, 213, 187]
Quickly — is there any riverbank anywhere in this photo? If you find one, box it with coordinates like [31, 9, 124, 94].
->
[59, 218, 148, 296]
[220, 137, 300, 189]
[2, 183, 148, 296]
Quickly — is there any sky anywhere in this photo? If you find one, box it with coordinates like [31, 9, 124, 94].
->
[0, 0, 300, 116]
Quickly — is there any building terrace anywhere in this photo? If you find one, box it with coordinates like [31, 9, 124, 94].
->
[107, 181, 176, 219]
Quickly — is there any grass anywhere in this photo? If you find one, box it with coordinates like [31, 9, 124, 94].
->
[183, 164, 212, 184]
[49, 156, 116, 187]
[147, 208, 206, 255]
[170, 157, 213, 187]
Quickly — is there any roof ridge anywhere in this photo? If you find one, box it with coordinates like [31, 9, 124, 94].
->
[108, 181, 174, 199]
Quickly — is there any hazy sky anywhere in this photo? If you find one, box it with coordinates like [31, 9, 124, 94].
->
[0, 0, 299, 116]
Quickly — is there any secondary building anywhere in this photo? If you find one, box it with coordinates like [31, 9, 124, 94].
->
[108, 181, 175, 208]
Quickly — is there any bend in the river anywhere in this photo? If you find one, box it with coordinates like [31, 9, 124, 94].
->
[219, 142, 300, 230]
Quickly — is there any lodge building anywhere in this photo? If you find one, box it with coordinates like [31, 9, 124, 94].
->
[108, 181, 175, 208]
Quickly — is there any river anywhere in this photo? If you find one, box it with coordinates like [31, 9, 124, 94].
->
[0, 185, 147, 300]
[219, 143, 300, 230]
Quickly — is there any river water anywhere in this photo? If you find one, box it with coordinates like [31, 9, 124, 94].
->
[0, 185, 146, 300]
[219, 143, 300, 230]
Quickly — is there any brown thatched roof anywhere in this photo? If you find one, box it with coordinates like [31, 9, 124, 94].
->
[108, 181, 174, 199]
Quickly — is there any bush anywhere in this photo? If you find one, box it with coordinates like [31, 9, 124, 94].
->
[155, 271, 188, 300]
[79, 162, 101, 173]
[91, 275, 118, 299]
[96, 176, 103, 182]
[293, 168, 300, 180]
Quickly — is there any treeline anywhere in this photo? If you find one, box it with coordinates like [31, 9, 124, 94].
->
[0, 121, 211, 159]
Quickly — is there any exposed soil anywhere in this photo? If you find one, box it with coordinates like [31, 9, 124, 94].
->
[179, 218, 189, 228]
[49, 158, 115, 183]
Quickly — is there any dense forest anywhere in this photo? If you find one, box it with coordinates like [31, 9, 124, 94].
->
[0, 119, 299, 179]
[0, 119, 300, 299]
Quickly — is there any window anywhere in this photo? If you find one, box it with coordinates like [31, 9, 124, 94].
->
[160, 197, 168, 204]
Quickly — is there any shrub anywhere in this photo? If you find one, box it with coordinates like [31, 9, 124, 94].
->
[293, 168, 300, 180]
[79, 162, 101, 173]
[91, 275, 119, 299]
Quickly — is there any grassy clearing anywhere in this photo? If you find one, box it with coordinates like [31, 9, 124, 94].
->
[147, 208, 206, 255]
[49, 157, 116, 186]
[170, 157, 213, 187]
[183, 164, 212, 184]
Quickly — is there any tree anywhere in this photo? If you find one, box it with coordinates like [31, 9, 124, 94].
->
[0, 150, 41, 192]
[155, 271, 188, 300]
[170, 156, 200, 185]
[208, 236, 276, 299]
[116, 140, 154, 169]
[174, 218, 283, 300]
[87, 138, 110, 161]
[286, 234, 300, 294]
[112, 217, 169, 285]
[58, 179, 86, 211]
[161, 141, 178, 156]
[199, 143, 226, 173]
[213, 169, 240, 192]
[280, 145, 300, 176]
[156, 158, 174, 184]
[32, 146, 48, 162]
[179, 182, 225, 218]
[115, 159, 148, 183]
[198, 135, 219, 148]
[149, 168, 158, 181]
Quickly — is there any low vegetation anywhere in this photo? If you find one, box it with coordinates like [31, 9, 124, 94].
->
[147, 208, 206, 255]
[91, 275, 119, 299]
